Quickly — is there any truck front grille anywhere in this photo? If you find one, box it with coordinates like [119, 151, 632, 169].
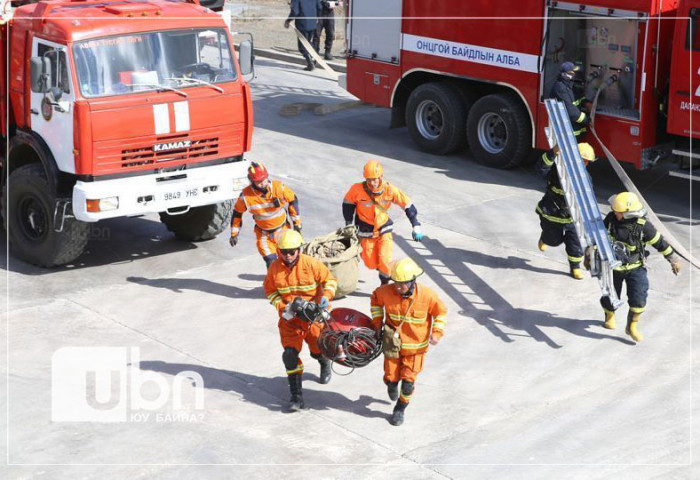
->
[120, 134, 220, 168]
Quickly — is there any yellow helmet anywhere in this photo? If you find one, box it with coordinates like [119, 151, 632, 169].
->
[578, 142, 595, 162]
[277, 229, 304, 250]
[609, 192, 644, 213]
[363, 160, 384, 179]
[390, 258, 424, 283]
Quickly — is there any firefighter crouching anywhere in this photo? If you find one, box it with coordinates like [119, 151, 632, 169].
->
[343, 160, 424, 286]
[370, 258, 447, 426]
[551, 61, 589, 139]
[536, 143, 596, 279]
[263, 229, 337, 411]
[601, 192, 682, 342]
[230, 162, 302, 268]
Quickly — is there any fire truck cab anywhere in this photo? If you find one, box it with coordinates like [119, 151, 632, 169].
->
[344, 0, 700, 176]
[1, 0, 255, 267]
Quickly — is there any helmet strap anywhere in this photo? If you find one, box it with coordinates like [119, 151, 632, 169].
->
[251, 181, 269, 194]
[401, 279, 416, 298]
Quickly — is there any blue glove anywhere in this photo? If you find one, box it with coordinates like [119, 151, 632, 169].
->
[412, 226, 424, 242]
[318, 296, 329, 309]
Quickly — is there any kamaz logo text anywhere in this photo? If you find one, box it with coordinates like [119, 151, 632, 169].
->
[153, 140, 191, 152]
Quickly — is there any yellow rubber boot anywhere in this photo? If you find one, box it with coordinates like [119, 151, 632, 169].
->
[625, 311, 643, 342]
[570, 268, 584, 280]
[603, 310, 616, 330]
[538, 239, 547, 252]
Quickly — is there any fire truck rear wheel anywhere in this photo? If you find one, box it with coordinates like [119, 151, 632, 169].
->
[406, 82, 467, 155]
[467, 93, 531, 169]
[2, 163, 89, 267]
[159, 200, 233, 242]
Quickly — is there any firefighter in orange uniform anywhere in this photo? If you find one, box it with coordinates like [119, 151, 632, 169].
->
[370, 258, 446, 426]
[343, 160, 423, 285]
[263, 229, 338, 412]
[230, 162, 302, 268]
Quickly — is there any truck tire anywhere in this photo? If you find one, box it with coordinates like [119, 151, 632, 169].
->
[406, 82, 467, 155]
[466, 92, 531, 169]
[2, 163, 89, 267]
[159, 200, 233, 242]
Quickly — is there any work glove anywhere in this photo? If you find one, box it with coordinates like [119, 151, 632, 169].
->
[294, 224, 302, 234]
[412, 225, 424, 242]
[229, 236, 238, 247]
[318, 296, 329, 309]
[284, 18, 292, 29]
[667, 253, 682, 275]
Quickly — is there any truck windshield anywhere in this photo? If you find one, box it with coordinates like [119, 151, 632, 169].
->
[73, 28, 236, 98]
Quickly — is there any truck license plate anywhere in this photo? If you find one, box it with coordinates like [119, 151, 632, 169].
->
[163, 188, 198, 202]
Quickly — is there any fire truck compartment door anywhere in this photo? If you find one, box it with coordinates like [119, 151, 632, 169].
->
[668, 4, 700, 138]
[349, 0, 402, 63]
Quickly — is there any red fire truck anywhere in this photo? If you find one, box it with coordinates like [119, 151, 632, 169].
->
[344, 0, 698, 176]
[0, 0, 255, 267]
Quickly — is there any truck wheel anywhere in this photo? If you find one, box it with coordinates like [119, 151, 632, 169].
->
[159, 200, 233, 242]
[406, 82, 467, 155]
[2, 163, 89, 267]
[466, 92, 531, 169]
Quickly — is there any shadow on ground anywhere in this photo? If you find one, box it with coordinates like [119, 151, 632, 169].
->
[0, 216, 196, 275]
[127, 276, 264, 299]
[140, 360, 391, 418]
[395, 236, 635, 349]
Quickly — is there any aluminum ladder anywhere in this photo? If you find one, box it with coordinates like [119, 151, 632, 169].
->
[544, 99, 623, 309]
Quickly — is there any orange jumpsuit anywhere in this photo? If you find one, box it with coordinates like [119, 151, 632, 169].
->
[231, 180, 301, 262]
[343, 181, 419, 279]
[264, 254, 337, 374]
[371, 283, 446, 402]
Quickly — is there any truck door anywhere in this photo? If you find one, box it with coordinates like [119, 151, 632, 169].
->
[668, 3, 700, 138]
[348, 0, 402, 63]
[30, 38, 76, 173]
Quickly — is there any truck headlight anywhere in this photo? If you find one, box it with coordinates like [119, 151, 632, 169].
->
[86, 197, 119, 212]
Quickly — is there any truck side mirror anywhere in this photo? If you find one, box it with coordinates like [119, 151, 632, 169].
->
[238, 40, 254, 76]
[30, 57, 51, 93]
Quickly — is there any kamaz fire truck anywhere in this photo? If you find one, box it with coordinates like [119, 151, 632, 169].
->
[1, 0, 255, 267]
[344, 0, 698, 177]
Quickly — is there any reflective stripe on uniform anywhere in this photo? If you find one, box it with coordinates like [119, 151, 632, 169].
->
[567, 255, 584, 263]
[646, 232, 661, 245]
[388, 313, 427, 324]
[542, 152, 554, 166]
[401, 339, 430, 350]
[661, 246, 673, 256]
[276, 283, 319, 295]
[536, 205, 573, 224]
[613, 261, 643, 271]
[629, 306, 646, 313]
[549, 185, 565, 195]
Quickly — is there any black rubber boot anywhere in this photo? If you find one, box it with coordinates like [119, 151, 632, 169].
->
[324, 50, 333, 61]
[318, 356, 332, 384]
[386, 381, 399, 401]
[390, 401, 407, 426]
[304, 58, 315, 71]
[287, 374, 304, 412]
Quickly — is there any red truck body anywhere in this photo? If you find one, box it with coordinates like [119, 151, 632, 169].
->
[0, 0, 255, 266]
[345, 0, 698, 172]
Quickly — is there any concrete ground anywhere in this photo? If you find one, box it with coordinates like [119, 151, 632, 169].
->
[1, 58, 698, 479]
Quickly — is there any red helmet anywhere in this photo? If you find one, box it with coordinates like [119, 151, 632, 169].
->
[317, 308, 382, 368]
[248, 162, 268, 182]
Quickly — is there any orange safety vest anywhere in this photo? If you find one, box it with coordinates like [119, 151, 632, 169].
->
[343, 181, 412, 237]
[370, 283, 447, 354]
[264, 254, 337, 326]
[231, 180, 300, 235]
